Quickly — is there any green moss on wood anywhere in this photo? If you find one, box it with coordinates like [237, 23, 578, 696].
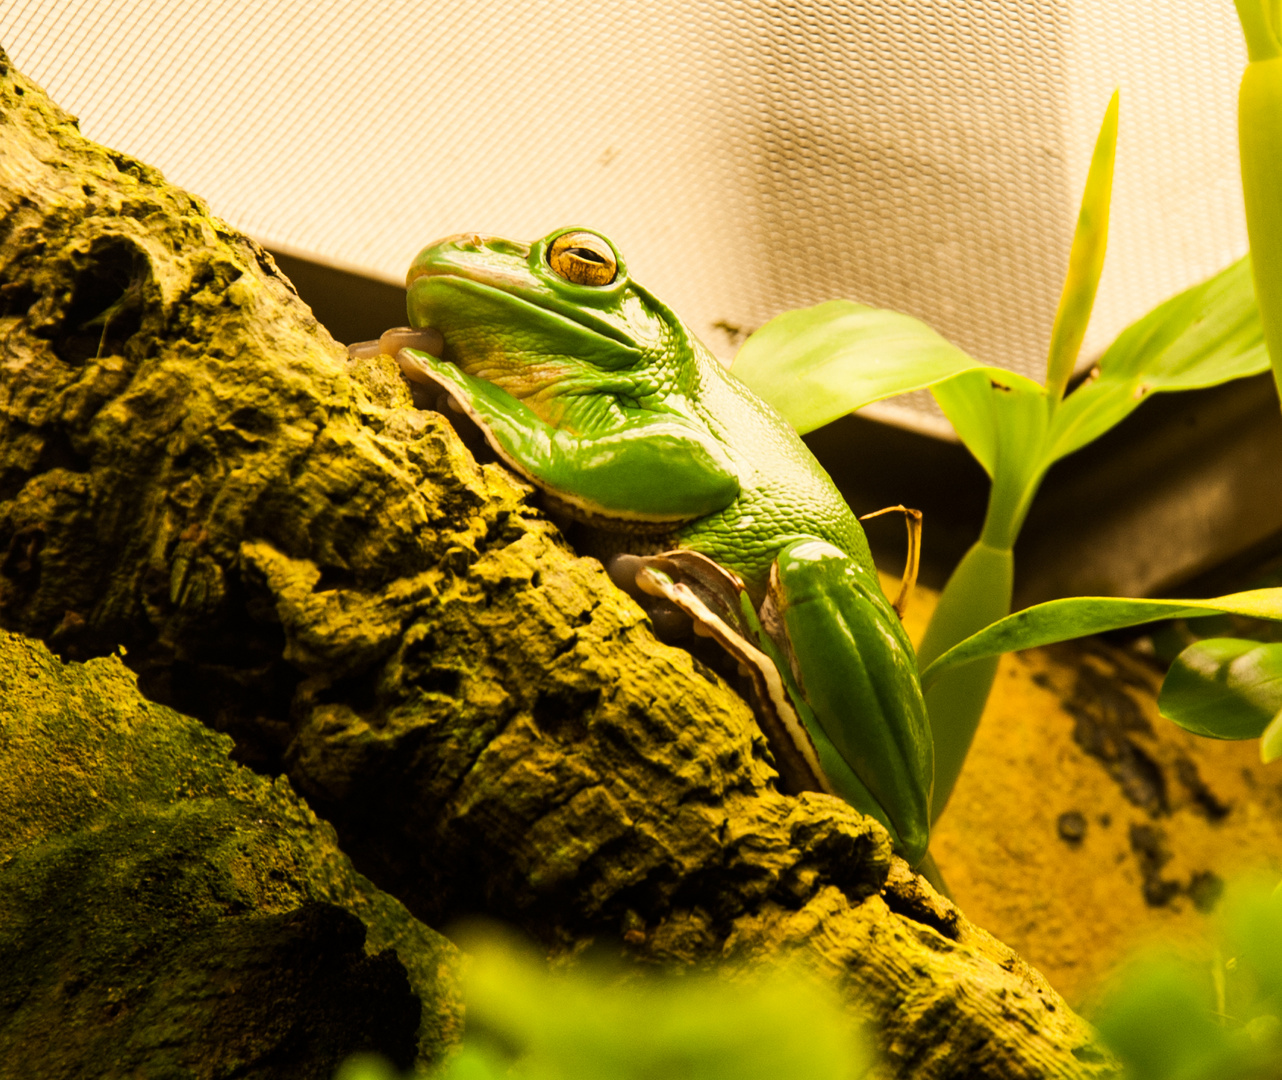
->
[0, 630, 462, 1076]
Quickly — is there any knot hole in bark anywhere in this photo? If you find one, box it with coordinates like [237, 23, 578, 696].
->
[49, 234, 148, 367]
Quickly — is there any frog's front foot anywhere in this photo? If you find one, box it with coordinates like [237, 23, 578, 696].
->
[347, 326, 444, 364]
[606, 554, 694, 642]
[348, 326, 458, 413]
[615, 550, 837, 800]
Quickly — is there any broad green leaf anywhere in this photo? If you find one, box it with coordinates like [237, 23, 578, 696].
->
[930, 369, 1048, 480]
[1223, 876, 1282, 1002]
[1093, 956, 1234, 1080]
[1045, 90, 1118, 402]
[919, 588, 1282, 689]
[1157, 638, 1282, 740]
[454, 933, 873, 1080]
[931, 371, 1049, 543]
[1094, 880, 1282, 1080]
[1047, 257, 1267, 463]
[730, 300, 993, 435]
[1094, 258, 1265, 387]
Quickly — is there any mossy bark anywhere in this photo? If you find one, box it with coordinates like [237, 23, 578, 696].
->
[0, 49, 1113, 1078]
[0, 629, 462, 1077]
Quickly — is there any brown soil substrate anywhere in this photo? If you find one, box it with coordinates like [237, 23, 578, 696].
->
[900, 583, 1282, 1009]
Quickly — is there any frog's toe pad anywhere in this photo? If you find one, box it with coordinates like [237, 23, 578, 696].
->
[383, 326, 444, 361]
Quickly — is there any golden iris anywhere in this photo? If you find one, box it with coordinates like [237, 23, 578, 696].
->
[547, 231, 618, 286]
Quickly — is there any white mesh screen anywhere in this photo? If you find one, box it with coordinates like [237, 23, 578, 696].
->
[1, 0, 1249, 436]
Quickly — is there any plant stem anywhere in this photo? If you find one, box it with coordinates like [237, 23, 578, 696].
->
[1239, 56, 1282, 402]
[1235, 0, 1282, 401]
[916, 533, 1015, 823]
[917, 91, 1117, 825]
[1234, 0, 1281, 62]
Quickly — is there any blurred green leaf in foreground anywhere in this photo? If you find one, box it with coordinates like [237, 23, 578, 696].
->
[337, 930, 872, 1080]
[1093, 877, 1282, 1080]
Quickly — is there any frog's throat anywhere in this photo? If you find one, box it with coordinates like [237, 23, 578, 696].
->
[395, 347, 696, 531]
[540, 489, 688, 535]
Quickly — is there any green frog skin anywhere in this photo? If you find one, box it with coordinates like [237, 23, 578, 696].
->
[392, 227, 933, 865]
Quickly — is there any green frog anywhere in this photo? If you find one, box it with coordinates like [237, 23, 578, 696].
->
[376, 226, 933, 865]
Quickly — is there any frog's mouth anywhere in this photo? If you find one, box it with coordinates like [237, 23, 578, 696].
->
[406, 266, 642, 363]
[406, 263, 530, 299]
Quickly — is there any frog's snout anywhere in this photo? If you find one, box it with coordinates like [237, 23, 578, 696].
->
[406, 233, 531, 289]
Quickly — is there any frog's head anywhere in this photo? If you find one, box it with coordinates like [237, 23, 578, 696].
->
[404, 228, 699, 426]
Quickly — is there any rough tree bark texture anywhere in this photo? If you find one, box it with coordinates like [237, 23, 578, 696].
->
[0, 629, 462, 1078]
[0, 51, 1113, 1078]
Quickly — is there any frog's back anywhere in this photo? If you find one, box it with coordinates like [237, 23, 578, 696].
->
[676, 348, 873, 595]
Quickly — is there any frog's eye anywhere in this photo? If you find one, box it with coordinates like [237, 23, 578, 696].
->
[547, 231, 618, 287]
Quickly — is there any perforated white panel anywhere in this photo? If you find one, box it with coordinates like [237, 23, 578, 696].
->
[0, 0, 1249, 436]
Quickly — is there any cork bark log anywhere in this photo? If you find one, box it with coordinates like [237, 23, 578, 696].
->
[0, 50, 1114, 1078]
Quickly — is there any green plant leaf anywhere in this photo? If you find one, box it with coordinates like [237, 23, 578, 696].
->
[1047, 257, 1268, 463]
[919, 589, 1282, 689]
[1093, 879, 1282, 1080]
[930, 371, 1050, 544]
[1045, 90, 1118, 402]
[1158, 638, 1282, 740]
[1092, 955, 1234, 1080]
[452, 932, 873, 1080]
[730, 300, 1002, 435]
[1238, 35, 1282, 400]
[1223, 876, 1282, 1002]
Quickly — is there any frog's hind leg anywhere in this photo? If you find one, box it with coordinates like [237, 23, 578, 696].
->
[763, 539, 934, 866]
